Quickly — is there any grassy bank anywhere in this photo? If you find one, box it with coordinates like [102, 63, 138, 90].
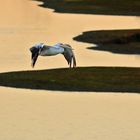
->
[35, 0, 140, 16]
[0, 67, 140, 93]
[74, 29, 140, 54]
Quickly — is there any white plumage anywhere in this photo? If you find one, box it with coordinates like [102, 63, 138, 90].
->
[30, 43, 76, 68]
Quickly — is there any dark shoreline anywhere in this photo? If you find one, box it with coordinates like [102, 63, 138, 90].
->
[34, 0, 140, 16]
[74, 29, 140, 55]
[0, 67, 140, 93]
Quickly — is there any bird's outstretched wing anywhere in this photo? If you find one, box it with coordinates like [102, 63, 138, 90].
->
[62, 44, 76, 68]
[29, 47, 39, 67]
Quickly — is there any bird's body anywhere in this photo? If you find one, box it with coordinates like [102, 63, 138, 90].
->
[30, 43, 76, 68]
[40, 44, 64, 56]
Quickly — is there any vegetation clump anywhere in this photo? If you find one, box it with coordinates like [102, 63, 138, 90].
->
[35, 0, 140, 16]
[74, 29, 140, 54]
[0, 67, 140, 93]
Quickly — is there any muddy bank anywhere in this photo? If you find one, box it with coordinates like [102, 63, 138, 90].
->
[35, 0, 140, 16]
[0, 67, 140, 93]
[74, 29, 140, 54]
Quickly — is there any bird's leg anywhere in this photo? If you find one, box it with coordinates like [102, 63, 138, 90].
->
[69, 57, 72, 68]
[69, 62, 72, 68]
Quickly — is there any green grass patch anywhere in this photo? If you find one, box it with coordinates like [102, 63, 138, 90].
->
[35, 0, 140, 16]
[0, 67, 140, 93]
[74, 29, 140, 54]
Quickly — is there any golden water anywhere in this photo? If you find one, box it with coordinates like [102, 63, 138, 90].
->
[0, 1, 140, 140]
[0, 0, 140, 72]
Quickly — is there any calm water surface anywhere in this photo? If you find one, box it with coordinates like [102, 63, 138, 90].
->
[0, 0, 140, 72]
[0, 1, 140, 140]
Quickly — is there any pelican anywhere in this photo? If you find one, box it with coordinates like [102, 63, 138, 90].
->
[29, 43, 76, 68]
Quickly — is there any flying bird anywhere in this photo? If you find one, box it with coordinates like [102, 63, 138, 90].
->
[29, 43, 76, 68]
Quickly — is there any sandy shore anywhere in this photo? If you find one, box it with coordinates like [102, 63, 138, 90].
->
[0, 87, 140, 140]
